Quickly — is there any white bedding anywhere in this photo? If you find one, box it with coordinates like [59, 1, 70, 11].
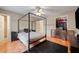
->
[17, 32, 45, 45]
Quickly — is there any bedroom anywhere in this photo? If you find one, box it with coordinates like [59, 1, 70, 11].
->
[0, 6, 79, 53]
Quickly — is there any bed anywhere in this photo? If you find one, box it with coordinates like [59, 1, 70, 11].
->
[9, 12, 47, 52]
[18, 31, 46, 47]
[18, 32, 45, 43]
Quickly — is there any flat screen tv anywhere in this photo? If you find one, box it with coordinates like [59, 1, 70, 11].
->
[75, 7, 79, 29]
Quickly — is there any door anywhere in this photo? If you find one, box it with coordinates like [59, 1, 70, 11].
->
[0, 15, 7, 40]
[0, 15, 9, 52]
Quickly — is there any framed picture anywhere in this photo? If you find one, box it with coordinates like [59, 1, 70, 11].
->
[56, 17, 67, 30]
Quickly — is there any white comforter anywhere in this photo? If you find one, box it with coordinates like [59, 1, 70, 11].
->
[17, 32, 45, 45]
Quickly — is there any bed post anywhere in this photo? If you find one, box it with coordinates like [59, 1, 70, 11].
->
[28, 12, 31, 52]
[18, 20, 19, 33]
[45, 18, 47, 40]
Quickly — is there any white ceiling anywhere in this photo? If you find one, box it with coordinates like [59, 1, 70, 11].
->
[0, 6, 78, 16]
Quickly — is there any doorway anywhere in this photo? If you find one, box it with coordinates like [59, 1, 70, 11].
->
[0, 15, 8, 40]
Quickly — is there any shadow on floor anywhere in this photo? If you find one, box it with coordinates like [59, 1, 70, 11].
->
[24, 40, 68, 53]
[71, 47, 79, 53]
[24, 40, 79, 53]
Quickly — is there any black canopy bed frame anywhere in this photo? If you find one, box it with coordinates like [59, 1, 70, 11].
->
[17, 12, 47, 52]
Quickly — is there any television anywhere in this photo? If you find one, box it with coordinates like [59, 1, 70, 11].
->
[75, 7, 79, 29]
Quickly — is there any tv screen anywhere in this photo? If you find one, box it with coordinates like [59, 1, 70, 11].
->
[75, 7, 79, 29]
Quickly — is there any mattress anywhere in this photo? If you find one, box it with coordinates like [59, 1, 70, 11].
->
[17, 32, 45, 45]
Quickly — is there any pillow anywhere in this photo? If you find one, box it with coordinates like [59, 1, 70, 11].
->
[24, 28, 36, 32]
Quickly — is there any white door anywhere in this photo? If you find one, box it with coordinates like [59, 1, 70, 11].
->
[0, 15, 4, 40]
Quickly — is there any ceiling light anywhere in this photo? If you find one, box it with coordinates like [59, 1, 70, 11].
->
[36, 12, 41, 16]
[35, 6, 44, 16]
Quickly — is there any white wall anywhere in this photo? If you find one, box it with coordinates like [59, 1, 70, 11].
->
[47, 10, 76, 36]
[19, 21, 36, 31]
[47, 16, 56, 36]
[0, 10, 22, 40]
[36, 20, 45, 33]
[31, 21, 36, 30]
[0, 10, 22, 32]
[56, 10, 76, 30]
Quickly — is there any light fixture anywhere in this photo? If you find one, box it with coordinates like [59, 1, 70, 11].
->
[35, 6, 43, 16]
[36, 12, 41, 16]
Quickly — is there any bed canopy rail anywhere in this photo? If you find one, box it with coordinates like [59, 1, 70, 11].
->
[18, 12, 46, 20]
[17, 12, 47, 52]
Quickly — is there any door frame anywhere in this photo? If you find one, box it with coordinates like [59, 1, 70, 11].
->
[0, 13, 11, 40]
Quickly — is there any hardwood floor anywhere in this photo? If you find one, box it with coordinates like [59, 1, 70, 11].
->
[47, 36, 71, 53]
[0, 39, 9, 53]
[47, 36, 70, 47]
[0, 36, 79, 53]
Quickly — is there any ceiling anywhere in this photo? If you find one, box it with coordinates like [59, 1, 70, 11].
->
[0, 6, 78, 16]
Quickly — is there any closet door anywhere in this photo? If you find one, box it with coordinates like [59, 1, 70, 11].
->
[0, 15, 4, 40]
